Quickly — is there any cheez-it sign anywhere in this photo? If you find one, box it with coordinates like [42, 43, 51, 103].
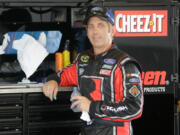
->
[115, 10, 168, 37]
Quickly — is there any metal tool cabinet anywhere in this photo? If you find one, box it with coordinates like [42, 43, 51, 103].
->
[0, 93, 23, 135]
[0, 88, 83, 135]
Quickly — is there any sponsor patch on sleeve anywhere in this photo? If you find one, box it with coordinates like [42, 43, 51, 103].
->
[129, 85, 140, 97]
[126, 73, 139, 78]
[128, 77, 140, 83]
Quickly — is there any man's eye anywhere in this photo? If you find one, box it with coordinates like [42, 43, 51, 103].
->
[87, 25, 93, 29]
[98, 23, 104, 28]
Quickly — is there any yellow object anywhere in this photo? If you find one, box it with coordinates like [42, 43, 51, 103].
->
[55, 52, 63, 72]
[72, 49, 77, 61]
[178, 100, 180, 112]
[63, 50, 71, 67]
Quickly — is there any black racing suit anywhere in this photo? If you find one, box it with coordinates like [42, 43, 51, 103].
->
[47, 44, 144, 135]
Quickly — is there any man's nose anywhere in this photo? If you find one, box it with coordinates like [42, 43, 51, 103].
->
[92, 26, 99, 34]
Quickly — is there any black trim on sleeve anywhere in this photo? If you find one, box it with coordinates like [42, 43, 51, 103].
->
[89, 101, 103, 118]
[46, 73, 60, 84]
[89, 101, 96, 118]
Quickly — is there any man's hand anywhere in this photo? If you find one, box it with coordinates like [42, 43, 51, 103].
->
[42, 80, 58, 101]
[70, 96, 91, 112]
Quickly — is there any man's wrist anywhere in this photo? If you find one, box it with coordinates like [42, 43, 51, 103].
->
[46, 73, 60, 84]
[89, 101, 102, 118]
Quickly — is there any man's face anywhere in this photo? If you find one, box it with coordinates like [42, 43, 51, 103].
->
[86, 16, 114, 50]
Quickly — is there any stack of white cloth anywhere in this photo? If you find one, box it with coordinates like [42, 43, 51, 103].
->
[13, 34, 49, 78]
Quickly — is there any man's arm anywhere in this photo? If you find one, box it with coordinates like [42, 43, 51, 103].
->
[43, 63, 78, 101]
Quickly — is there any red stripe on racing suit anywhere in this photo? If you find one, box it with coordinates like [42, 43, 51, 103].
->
[58, 63, 78, 87]
[90, 78, 102, 101]
[117, 122, 130, 135]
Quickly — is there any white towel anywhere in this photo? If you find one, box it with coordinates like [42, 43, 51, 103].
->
[0, 33, 10, 55]
[38, 32, 46, 48]
[13, 34, 49, 78]
[80, 111, 92, 125]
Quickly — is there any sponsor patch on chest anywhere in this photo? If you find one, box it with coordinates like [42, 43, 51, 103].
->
[104, 58, 116, 64]
[102, 64, 113, 70]
[99, 69, 112, 76]
[81, 55, 89, 63]
[79, 68, 85, 75]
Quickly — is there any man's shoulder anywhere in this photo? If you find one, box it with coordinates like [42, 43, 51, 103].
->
[79, 49, 91, 55]
[73, 49, 91, 64]
[110, 45, 142, 71]
[108, 45, 129, 59]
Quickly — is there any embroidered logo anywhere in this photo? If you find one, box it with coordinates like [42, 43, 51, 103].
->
[129, 86, 140, 97]
[81, 55, 89, 63]
[79, 68, 85, 75]
[129, 77, 140, 83]
[101, 105, 128, 112]
[101, 105, 107, 111]
[99, 69, 111, 76]
[79, 64, 88, 67]
[126, 73, 139, 78]
[104, 59, 116, 64]
[102, 64, 113, 70]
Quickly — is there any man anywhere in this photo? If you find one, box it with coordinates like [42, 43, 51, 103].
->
[43, 6, 143, 135]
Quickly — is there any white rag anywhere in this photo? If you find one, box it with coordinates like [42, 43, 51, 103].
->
[38, 32, 47, 48]
[13, 34, 49, 78]
[80, 111, 92, 125]
[0, 33, 10, 55]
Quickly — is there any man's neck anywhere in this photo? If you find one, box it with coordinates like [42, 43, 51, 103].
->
[93, 43, 112, 55]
